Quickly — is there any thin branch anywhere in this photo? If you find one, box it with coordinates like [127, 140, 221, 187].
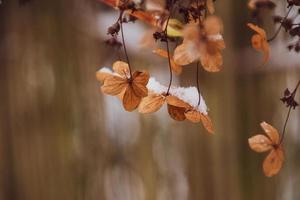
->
[196, 62, 201, 105]
[165, 1, 174, 95]
[119, 11, 133, 78]
[267, 6, 293, 42]
[279, 79, 300, 145]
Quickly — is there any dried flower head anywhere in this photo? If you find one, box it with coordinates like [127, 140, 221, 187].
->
[138, 78, 213, 133]
[247, 23, 270, 64]
[173, 16, 225, 72]
[248, 122, 284, 177]
[97, 61, 150, 111]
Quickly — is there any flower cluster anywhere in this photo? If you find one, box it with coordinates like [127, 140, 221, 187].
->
[246, 0, 300, 177]
[96, 0, 225, 133]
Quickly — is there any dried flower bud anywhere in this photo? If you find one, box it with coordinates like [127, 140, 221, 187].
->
[107, 22, 120, 35]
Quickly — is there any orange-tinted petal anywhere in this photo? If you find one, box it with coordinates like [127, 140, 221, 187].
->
[173, 42, 200, 65]
[247, 23, 267, 38]
[200, 114, 214, 134]
[138, 94, 166, 114]
[207, 0, 215, 14]
[101, 76, 127, 95]
[200, 51, 223, 72]
[132, 71, 150, 97]
[260, 122, 280, 144]
[248, 134, 273, 152]
[204, 16, 223, 35]
[123, 86, 141, 111]
[185, 110, 201, 123]
[96, 70, 113, 83]
[167, 104, 186, 121]
[166, 95, 191, 108]
[113, 61, 130, 77]
[263, 148, 284, 177]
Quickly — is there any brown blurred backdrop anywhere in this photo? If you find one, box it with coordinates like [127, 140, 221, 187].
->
[1, 0, 300, 200]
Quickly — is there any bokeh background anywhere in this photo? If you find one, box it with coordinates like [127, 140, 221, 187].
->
[1, 0, 300, 200]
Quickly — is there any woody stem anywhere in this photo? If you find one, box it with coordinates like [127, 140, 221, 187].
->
[279, 79, 300, 144]
[119, 11, 133, 78]
[267, 6, 293, 42]
[165, 2, 174, 95]
[196, 62, 201, 105]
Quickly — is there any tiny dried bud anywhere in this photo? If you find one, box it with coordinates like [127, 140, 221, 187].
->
[280, 88, 299, 109]
[107, 22, 120, 35]
[273, 16, 282, 24]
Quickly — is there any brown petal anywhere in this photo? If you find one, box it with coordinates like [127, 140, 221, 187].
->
[101, 76, 128, 96]
[113, 61, 130, 77]
[153, 48, 168, 58]
[166, 95, 191, 108]
[251, 34, 263, 50]
[132, 71, 150, 97]
[247, 23, 267, 38]
[96, 70, 113, 83]
[173, 42, 200, 66]
[185, 110, 201, 123]
[260, 122, 280, 144]
[248, 135, 273, 152]
[123, 86, 141, 111]
[200, 51, 223, 72]
[138, 94, 165, 114]
[207, 0, 215, 14]
[263, 148, 284, 177]
[200, 114, 214, 134]
[204, 16, 223, 35]
[167, 104, 186, 121]
[170, 59, 182, 75]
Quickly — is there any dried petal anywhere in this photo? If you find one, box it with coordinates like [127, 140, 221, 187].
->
[173, 42, 200, 65]
[123, 86, 141, 111]
[101, 76, 128, 95]
[167, 104, 186, 121]
[138, 94, 165, 113]
[248, 23, 270, 64]
[166, 95, 191, 108]
[207, 0, 215, 14]
[200, 114, 214, 134]
[96, 70, 113, 83]
[260, 122, 280, 144]
[247, 23, 267, 38]
[248, 134, 273, 152]
[263, 148, 284, 177]
[204, 16, 223, 35]
[185, 110, 201, 123]
[113, 61, 130, 77]
[132, 71, 150, 97]
[200, 51, 223, 72]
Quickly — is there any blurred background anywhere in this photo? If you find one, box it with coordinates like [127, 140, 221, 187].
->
[1, 0, 300, 200]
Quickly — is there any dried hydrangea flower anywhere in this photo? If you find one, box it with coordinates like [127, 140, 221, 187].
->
[248, 122, 284, 177]
[97, 61, 150, 111]
[173, 16, 225, 72]
[247, 23, 270, 64]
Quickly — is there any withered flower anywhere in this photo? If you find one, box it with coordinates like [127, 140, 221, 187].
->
[248, 122, 284, 177]
[173, 16, 225, 72]
[247, 23, 270, 64]
[97, 61, 150, 111]
[138, 78, 214, 133]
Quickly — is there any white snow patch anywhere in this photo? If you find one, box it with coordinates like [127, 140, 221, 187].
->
[147, 77, 208, 114]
